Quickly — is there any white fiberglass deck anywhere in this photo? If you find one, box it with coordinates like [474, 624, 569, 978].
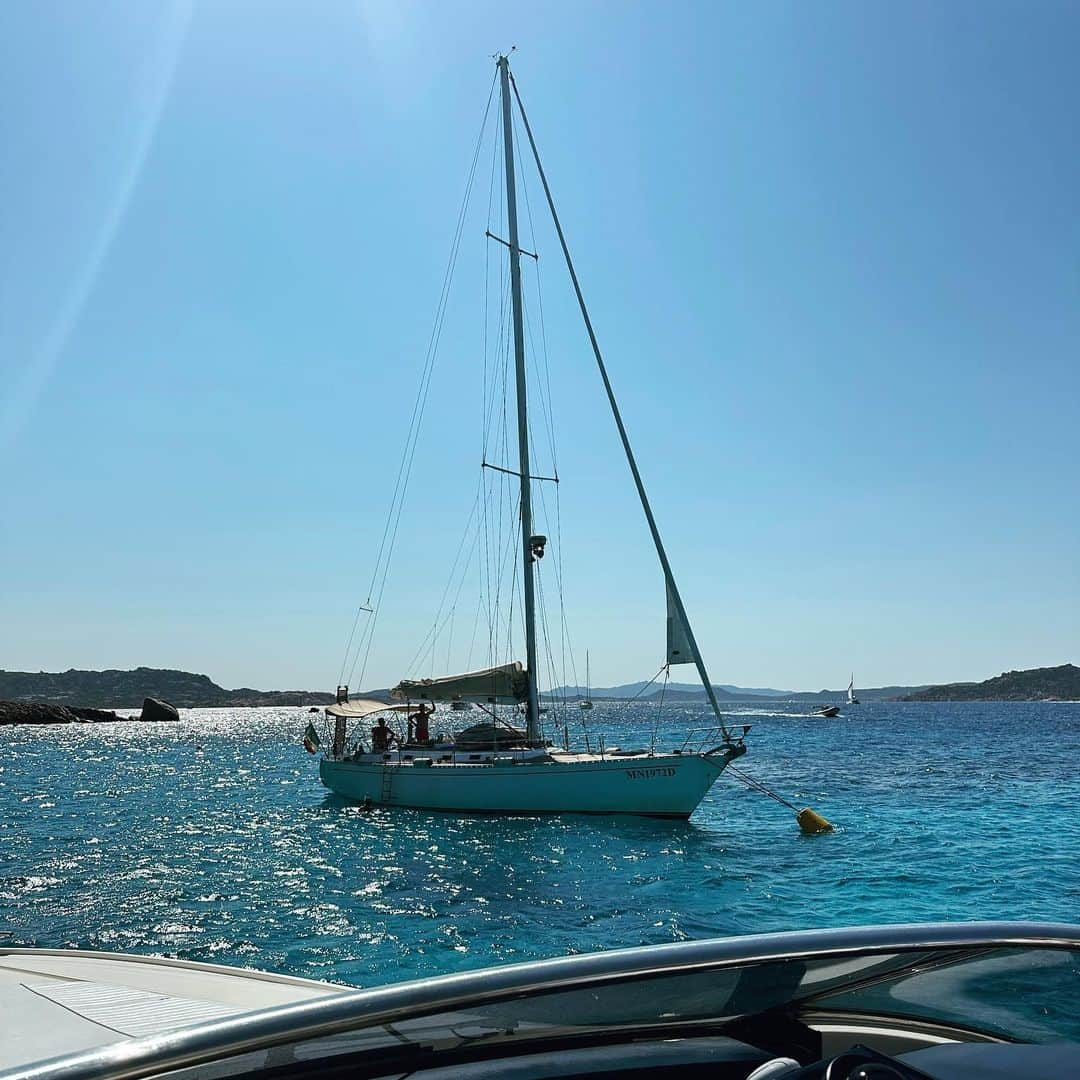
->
[0, 949, 340, 1072]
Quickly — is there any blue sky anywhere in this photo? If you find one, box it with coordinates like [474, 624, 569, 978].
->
[2, 1, 1077, 693]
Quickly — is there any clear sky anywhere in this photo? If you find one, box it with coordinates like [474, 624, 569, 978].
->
[2, 1, 1077, 693]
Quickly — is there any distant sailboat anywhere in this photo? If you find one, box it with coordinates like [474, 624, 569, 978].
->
[580, 651, 594, 710]
[848, 674, 860, 705]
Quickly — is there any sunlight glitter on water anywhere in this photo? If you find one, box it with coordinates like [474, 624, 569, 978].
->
[1, 702, 1077, 986]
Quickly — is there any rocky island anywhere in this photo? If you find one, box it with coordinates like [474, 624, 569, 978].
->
[900, 663, 1080, 702]
[0, 667, 334, 709]
[0, 697, 180, 726]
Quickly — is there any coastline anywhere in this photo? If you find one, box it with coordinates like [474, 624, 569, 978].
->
[0, 699, 179, 726]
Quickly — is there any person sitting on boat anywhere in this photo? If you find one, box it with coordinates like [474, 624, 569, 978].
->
[410, 703, 434, 745]
[371, 716, 393, 752]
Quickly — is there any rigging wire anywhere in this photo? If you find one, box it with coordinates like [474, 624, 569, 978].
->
[524, 396, 566, 717]
[401, 481, 482, 677]
[481, 110, 511, 675]
[513, 102, 581, 706]
[525, 184, 580, 702]
[508, 68, 734, 742]
[651, 665, 670, 752]
[515, 106, 560, 481]
[604, 661, 671, 743]
[339, 71, 497, 693]
[534, 562, 563, 727]
[622, 663, 670, 706]
[521, 310, 580, 707]
[502, 517, 521, 678]
[464, 588, 485, 672]
[481, 110, 506, 466]
[482, 211, 515, 673]
[419, 526, 482, 678]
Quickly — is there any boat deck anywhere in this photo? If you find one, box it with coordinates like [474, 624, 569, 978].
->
[338, 747, 659, 767]
[0, 949, 341, 1071]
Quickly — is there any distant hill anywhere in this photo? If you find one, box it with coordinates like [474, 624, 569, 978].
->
[548, 680, 926, 703]
[716, 684, 791, 697]
[9, 663, 1071, 710]
[763, 685, 930, 703]
[900, 664, 1080, 702]
[0, 668, 334, 709]
[549, 680, 741, 700]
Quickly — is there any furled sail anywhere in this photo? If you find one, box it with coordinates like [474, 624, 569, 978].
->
[666, 578, 695, 666]
[392, 662, 528, 704]
[453, 721, 528, 749]
[325, 698, 412, 719]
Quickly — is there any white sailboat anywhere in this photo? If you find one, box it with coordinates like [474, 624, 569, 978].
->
[847, 674, 860, 705]
[580, 651, 594, 710]
[314, 55, 747, 818]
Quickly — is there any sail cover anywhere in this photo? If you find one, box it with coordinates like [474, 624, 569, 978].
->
[454, 721, 528, 749]
[666, 578, 695, 666]
[392, 662, 528, 704]
[325, 698, 412, 719]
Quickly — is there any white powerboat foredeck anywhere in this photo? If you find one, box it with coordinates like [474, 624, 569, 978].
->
[2, 922, 1077, 1080]
[0, 948, 340, 1074]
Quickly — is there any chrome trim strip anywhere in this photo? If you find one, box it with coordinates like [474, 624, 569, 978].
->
[2, 922, 1076, 1080]
[812, 1023, 960, 1046]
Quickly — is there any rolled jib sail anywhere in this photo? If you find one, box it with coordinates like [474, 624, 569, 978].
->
[666, 579, 695, 666]
[392, 662, 528, 704]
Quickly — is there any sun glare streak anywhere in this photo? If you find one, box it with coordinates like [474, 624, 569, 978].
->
[0, 1, 193, 455]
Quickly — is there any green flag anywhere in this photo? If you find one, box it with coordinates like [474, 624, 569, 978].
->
[303, 721, 321, 753]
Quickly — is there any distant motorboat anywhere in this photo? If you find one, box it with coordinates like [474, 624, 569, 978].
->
[450, 699, 471, 712]
[847, 674, 860, 705]
[816, 705, 841, 718]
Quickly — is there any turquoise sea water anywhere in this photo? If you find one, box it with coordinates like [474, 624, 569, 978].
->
[2, 701, 1077, 988]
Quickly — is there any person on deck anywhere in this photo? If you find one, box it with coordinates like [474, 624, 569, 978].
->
[371, 717, 392, 752]
[411, 704, 433, 745]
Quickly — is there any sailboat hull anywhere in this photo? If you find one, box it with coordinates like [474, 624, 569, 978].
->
[319, 753, 729, 818]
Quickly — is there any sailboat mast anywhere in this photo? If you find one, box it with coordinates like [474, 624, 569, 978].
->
[498, 55, 541, 744]
[508, 72, 731, 739]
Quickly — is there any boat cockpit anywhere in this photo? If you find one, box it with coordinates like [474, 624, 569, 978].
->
[3, 923, 1076, 1080]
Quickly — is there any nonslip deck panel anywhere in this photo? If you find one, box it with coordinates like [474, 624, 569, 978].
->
[24, 981, 241, 1037]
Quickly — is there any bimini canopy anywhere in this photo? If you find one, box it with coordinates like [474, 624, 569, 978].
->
[325, 699, 413, 719]
[391, 662, 528, 705]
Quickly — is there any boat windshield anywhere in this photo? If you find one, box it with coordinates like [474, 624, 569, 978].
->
[151, 944, 1079, 1080]
[800, 945, 1080, 1043]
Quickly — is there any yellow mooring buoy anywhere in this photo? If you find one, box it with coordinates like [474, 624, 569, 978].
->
[797, 807, 834, 835]
[726, 765, 834, 834]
